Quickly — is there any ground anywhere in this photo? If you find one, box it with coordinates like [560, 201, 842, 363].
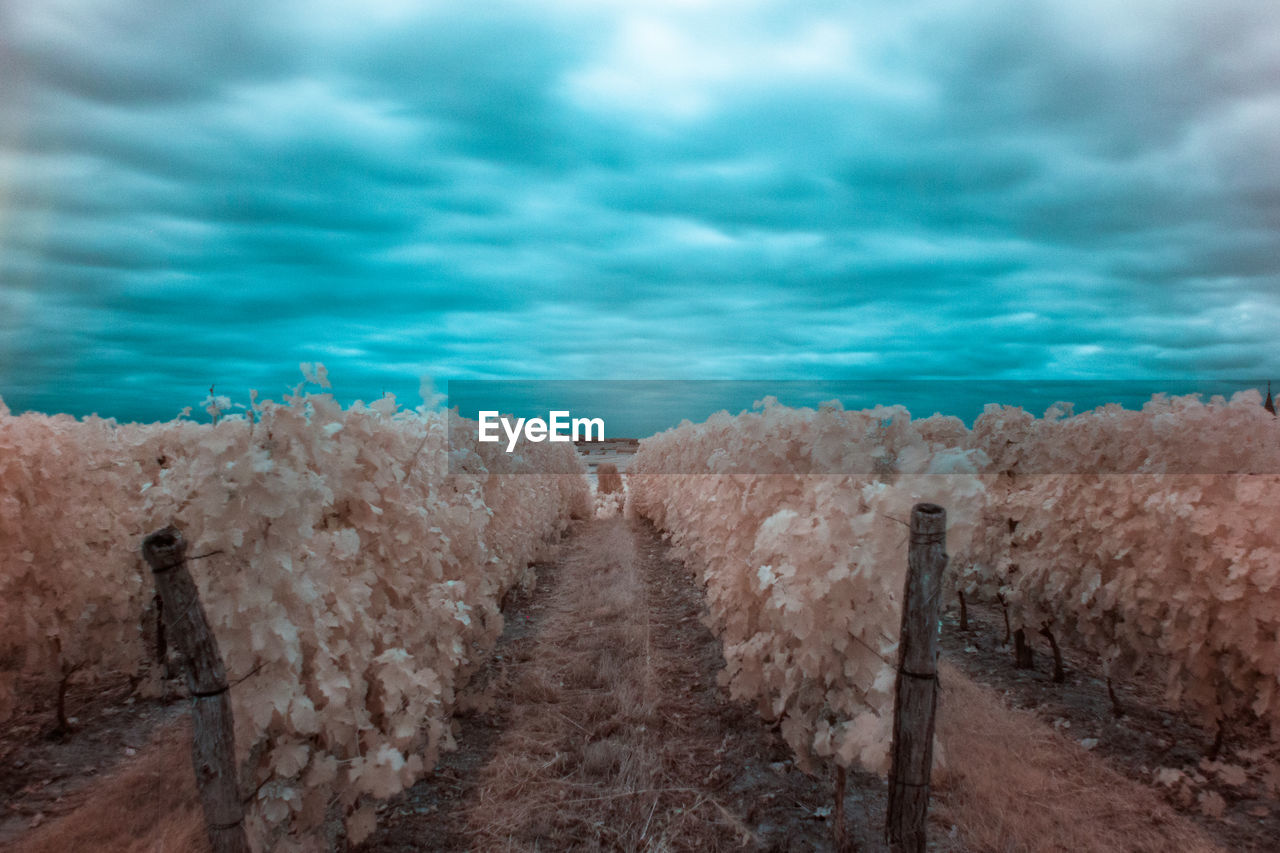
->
[0, 676, 184, 845]
[1, 513, 1276, 851]
[358, 517, 878, 852]
[938, 598, 1280, 853]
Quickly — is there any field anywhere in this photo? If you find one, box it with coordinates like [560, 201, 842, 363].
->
[3, 389, 1280, 852]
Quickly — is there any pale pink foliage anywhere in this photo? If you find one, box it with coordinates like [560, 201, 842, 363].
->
[628, 398, 987, 774]
[0, 376, 590, 850]
[967, 390, 1280, 734]
[631, 390, 1280, 775]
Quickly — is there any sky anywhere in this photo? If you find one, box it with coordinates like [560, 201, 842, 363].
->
[1, 0, 1278, 428]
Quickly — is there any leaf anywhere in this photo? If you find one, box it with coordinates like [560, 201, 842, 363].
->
[1197, 791, 1226, 819]
[273, 742, 310, 777]
[346, 805, 378, 846]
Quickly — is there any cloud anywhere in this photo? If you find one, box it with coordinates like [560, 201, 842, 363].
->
[0, 0, 1277, 424]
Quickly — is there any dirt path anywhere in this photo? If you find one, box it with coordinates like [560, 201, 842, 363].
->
[938, 601, 1280, 852]
[359, 517, 874, 852]
[5, 515, 1246, 853]
[0, 676, 187, 846]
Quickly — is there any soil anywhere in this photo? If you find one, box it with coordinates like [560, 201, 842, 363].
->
[348, 547, 565, 852]
[938, 598, 1280, 853]
[6, 511, 1276, 852]
[358, 517, 893, 852]
[0, 675, 185, 845]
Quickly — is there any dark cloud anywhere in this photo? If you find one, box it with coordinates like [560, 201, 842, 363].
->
[1, 0, 1278, 425]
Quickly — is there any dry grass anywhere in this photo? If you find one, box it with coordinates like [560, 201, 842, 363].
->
[936, 661, 1223, 853]
[463, 518, 753, 851]
[8, 524, 1236, 853]
[9, 721, 206, 853]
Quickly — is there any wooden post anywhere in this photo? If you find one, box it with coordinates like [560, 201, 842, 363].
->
[154, 591, 169, 677]
[141, 527, 249, 853]
[833, 765, 848, 852]
[887, 503, 946, 853]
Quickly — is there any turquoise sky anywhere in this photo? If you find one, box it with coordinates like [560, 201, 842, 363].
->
[1, 0, 1278, 423]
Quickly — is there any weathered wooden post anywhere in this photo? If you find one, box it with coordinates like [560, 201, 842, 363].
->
[887, 503, 946, 853]
[141, 526, 249, 853]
